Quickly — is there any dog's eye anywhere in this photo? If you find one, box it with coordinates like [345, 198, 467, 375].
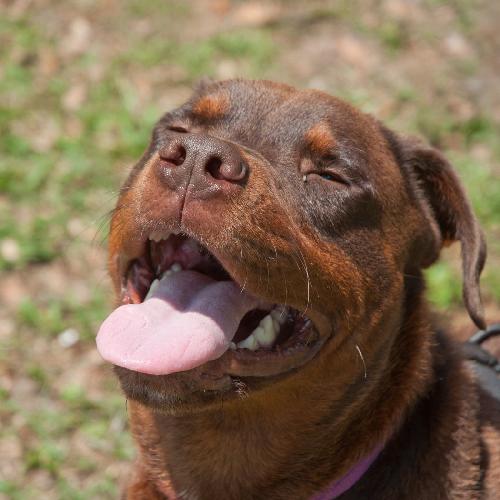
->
[168, 126, 188, 133]
[319, 172, 336, 181]
[315, 171, 350, 186]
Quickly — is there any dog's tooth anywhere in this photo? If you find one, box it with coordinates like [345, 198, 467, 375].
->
[252, 326, 265, 339]
[229, 342, 237, 350]
[271, 308, 287, 325]
[170, 263, 182, 273]
[149, 231, 170, 242]
[253, 326, 271, 347]
[144, 279, 160, 300]
[270, 310, 282, 323]
[237, 334, 259, 351]
[253, 315, 277, 347]
[261, 314, 274, 331]
[160, 269, 173, 280]
[272, 318, 281, 332]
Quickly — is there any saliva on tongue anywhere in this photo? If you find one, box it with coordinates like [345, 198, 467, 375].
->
[96, 269, 259, 375]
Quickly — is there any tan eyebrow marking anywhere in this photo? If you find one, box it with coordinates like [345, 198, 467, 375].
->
[305, 122, 336, 155]
[193, 93, 230, 120]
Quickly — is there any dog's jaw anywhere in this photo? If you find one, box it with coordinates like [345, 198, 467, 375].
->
[98, 229, 334, 409]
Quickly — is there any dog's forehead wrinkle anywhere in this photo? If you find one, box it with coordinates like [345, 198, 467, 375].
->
[186, 84, 328, 150]
[156, 92, 376, 185]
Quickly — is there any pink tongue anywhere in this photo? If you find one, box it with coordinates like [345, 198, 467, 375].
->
[96, 270, 258, 375]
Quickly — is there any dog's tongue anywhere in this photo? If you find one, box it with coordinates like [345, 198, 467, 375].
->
[96, 270, 258, 375]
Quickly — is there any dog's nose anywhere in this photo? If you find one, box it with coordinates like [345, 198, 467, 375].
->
[157, 134, 246, 198]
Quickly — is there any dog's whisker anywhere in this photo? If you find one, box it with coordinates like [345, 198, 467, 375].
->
[355, 344, 367, 380]
[265, 256, 271, 293]
[270, 240, 278, 261]
[295, 247, 311, 315]
[240, 275, 248, 294]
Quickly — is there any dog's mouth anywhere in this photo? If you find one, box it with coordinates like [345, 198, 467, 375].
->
[97, 232, 328, 380]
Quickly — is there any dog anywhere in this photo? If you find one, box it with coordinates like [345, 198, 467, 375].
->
[96, 79, 500, 499]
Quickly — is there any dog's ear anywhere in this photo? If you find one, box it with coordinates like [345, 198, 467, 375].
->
[383, 128, 487, 329]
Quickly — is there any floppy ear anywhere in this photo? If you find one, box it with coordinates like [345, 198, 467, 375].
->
[385, 130, 487, 329]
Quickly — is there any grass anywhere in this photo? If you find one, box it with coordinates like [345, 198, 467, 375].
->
[1, 1, 499, 497]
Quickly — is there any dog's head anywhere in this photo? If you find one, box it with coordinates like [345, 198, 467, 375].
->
[97, 79, 486, 413]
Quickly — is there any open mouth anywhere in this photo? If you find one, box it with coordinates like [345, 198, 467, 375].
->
[97, 232, 327, 379]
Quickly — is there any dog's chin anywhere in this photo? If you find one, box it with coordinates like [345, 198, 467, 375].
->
[114, 366, 235, 414]
[113, 342, 325, 414]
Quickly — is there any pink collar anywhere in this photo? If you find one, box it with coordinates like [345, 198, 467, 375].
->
[310, 443, 384, 500]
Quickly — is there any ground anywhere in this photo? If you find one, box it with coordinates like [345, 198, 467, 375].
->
[0, 0, 499, 498]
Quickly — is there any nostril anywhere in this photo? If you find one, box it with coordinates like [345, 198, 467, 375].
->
[220, 161, 246, 181]
[160, 144, 186, 166]
[205, 156, 246, 182]
[205, 156, 224, 180]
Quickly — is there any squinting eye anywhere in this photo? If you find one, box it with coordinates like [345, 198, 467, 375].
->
[313, 171, 350, 186]
[319, 172, 336, 181]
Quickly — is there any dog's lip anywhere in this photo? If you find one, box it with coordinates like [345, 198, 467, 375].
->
[215, 309, 332, 378]
[112, 228, 332, 380]
[210, 331, 328, 378]
[116, 331, 329, 388]
[116, 226, 178, 293]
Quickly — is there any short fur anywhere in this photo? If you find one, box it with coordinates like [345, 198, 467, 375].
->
[104, 80, 499, 499]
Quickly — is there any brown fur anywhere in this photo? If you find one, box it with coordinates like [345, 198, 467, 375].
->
[104, 80, 499, 499]
[192, 93, 230, 120]
[305, 122, 336, 156]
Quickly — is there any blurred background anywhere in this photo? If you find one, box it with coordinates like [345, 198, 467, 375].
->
[0, 0, 499, 497]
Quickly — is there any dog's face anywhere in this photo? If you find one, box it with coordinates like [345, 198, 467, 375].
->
[97, 79, 485, 413]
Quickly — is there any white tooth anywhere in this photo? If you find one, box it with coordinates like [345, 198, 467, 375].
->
[261, 314, 274, 332]
[161, 270, 172, 279]
[253, 315, 277, 347]
[145, 279, 160, 300]
[229, 342, 236, 350]
[149, 231, 170, 242]
[271, 308, 287, 325]
[252, 326, 271, 347]
[237, 334, 259, 351]
[170, 263, 182, 272]
[272, 318, 280, 332]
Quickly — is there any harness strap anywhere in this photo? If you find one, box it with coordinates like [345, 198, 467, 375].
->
[465, 323, 500, 401]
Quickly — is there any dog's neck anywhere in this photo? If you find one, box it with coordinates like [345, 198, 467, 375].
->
[127, 298, 435, 499]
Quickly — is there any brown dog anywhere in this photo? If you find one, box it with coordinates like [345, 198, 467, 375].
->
[96, 79, 500, 499]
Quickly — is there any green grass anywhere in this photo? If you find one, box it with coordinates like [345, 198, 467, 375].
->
[116, 28, 275, 79]
[425, 261, 462, 309]
[16, 287, 109, 340]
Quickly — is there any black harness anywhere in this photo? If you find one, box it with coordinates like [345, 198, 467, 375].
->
[463, 323, 500, 400]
